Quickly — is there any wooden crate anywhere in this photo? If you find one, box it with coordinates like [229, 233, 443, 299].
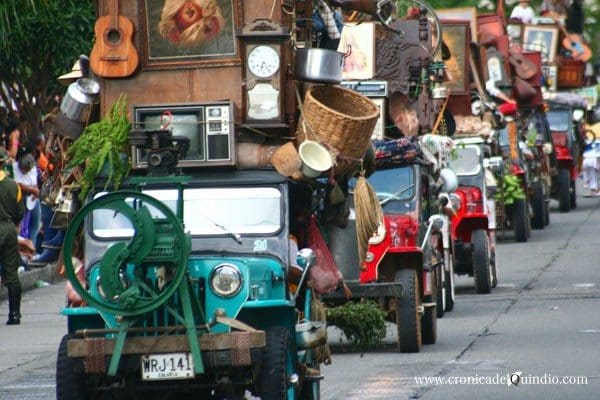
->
[556, 58, 585, 89]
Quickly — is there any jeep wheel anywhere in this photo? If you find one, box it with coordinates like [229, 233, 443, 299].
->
[422, 270, 438, 345]
[531, 181, 545, 229]
[570, 180, 577, 209]
[445, 255, 455, 312]
[56, 335, 86, 400]
[558, 168, 571, 212]
[258, 327, 297, 400]
[512, 198, 529, 242]
[436, 267, 445, 318]
[395, 268, 422, 353]
[472, 229, 492, 294]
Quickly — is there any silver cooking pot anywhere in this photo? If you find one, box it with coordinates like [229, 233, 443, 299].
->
[60, 78, 100, 123]
[294, 46, 351, 84]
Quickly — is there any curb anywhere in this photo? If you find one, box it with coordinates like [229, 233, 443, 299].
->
[0, 262, 59, 300]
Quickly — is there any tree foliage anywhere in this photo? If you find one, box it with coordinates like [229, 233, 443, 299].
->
[0, 0, 95, 139]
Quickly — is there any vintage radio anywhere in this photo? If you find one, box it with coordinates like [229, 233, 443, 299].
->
[341, 80, 387, 140]
[131, 101, 235, 169]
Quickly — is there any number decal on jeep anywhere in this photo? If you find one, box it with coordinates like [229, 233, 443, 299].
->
[253, 240, 267, 252]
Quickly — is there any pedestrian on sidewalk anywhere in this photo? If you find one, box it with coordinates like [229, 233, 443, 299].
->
[13, 153, 40, 242]
[582, 132, 600, 197]
[0, 148, 26, 325]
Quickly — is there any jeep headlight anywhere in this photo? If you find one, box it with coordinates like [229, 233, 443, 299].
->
[210, 264, 242, 298]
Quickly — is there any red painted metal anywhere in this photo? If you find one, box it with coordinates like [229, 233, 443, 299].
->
[451, 186, 489, 243]
[360, 214, 420, 284]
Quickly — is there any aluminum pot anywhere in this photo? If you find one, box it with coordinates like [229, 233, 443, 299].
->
[294, 47, 351, 84]
[60, 78, 100, 123]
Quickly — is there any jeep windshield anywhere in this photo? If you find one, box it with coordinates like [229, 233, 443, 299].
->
[91, 187, 282, 239]
[546, 110, 571, 132]
[448, 146, 481, 176]
[349, 166, 416, 214]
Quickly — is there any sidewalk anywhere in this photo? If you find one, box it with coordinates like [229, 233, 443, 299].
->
[0, 262, 59, 300]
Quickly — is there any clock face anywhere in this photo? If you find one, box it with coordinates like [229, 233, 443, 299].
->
[247, 45, 280, 79]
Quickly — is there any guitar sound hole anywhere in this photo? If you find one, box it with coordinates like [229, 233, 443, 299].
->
[107, 29, 122, 45]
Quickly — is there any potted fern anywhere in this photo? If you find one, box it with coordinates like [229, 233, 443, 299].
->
[68, 94, 131, 199]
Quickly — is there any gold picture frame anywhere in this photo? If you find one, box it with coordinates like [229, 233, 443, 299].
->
[436, 8, 477, 40]
[441, 20, 471, 95]
[522, 25, 559, 63]
[139, 0, 243, 70]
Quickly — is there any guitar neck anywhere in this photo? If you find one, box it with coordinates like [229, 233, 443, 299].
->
[109, 0, 119, 30]
[551, 16, 569, 37]
[496, 0, 506, 20]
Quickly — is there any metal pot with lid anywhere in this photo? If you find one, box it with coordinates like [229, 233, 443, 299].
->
[294, 46, 351, 84]
[60, 78, 100, 123]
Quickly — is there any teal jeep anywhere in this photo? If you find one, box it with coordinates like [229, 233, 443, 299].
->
[57, 171, 326, 400]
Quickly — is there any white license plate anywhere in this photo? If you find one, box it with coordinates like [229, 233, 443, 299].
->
[141, 352, 195, 381]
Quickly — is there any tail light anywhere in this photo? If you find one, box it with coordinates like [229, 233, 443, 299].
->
[460, 187, 483, 213]
[551, 132, 568, 148]
[510, 163, 525, 175]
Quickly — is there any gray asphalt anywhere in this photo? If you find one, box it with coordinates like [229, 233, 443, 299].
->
[1, 195, 599, 399]
[322, 195, 600, 399]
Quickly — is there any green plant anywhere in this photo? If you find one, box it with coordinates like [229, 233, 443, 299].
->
[326, 300, 387, 352]
[68, 94, 131, 199]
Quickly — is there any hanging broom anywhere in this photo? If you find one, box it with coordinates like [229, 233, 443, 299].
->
[354, 171, 384, 268]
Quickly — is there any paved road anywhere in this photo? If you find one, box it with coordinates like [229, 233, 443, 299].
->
[322, 196, 600, 399]
[1, 197, 600, 399]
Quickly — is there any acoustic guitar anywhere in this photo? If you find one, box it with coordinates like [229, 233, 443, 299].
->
[551, 16, 592, 62]
[508, 49, 538, 81]
[90, 0, 139, 78]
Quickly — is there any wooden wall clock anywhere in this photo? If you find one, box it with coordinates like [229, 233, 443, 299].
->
[237, 19, 290, 128]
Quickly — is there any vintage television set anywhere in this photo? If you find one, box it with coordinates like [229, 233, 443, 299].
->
[131, 101, 235, 169]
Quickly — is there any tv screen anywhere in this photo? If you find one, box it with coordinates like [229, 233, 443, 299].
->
[142, 113, 203, 160]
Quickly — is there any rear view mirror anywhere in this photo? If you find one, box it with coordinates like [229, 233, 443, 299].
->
[296, 248, 316, 269]
[484, 157, 503, 171]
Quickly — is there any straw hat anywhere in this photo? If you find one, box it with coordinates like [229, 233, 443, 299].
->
[57, 60, 83, 85]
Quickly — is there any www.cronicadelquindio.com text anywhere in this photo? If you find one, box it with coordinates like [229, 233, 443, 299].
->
[415, 373, 588, 387]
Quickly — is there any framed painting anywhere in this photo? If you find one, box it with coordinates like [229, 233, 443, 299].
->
[523, 25, 559, 63]
[441, 20, 471, 96]
[507, 22, 524, 43]
[140, 0, 243, 70]
[436, 8, 477, 40]
[337, 22, 376, 80]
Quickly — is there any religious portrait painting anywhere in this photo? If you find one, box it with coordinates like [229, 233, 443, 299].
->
[141, 0, 241, 69]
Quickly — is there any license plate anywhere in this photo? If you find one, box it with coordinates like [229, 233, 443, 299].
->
[141, 353, 195, 381]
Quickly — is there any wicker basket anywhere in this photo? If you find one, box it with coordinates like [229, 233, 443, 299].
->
[297, 85, 380, 174]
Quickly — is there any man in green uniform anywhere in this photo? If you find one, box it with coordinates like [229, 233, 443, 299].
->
[0, 148, 25, 325]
